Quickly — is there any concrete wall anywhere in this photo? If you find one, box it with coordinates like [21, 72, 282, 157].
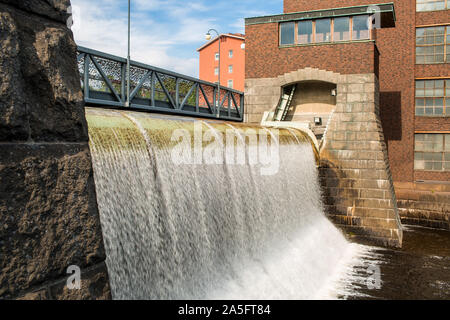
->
[245, 67, 403, 247]
[0, 1, 110, 299]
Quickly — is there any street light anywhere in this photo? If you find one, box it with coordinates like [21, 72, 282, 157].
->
[205, 29, 220, 118]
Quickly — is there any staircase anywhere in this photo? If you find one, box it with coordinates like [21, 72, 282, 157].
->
[273, 85, 295, 121]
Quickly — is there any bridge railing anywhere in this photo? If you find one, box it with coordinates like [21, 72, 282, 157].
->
[77, 46, 244, 122]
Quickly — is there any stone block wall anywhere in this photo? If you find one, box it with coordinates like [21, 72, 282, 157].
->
[395, 182, 450, 230]
[0, 1, 110, 299]
[319, 71, 403, 248]
[245, 67, 403, 247]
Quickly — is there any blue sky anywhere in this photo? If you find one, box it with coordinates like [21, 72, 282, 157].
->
[70, 0, 283, 77]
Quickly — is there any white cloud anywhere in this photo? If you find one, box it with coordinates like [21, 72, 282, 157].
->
[70, 0, 212, 76]
[69, 0, 281, 77]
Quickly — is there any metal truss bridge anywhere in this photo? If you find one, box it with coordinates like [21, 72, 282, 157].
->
[77, 46, 244, 122]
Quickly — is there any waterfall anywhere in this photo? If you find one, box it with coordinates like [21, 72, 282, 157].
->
[85, 107, 368, 300]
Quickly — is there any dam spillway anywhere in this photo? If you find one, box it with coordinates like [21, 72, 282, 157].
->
[85, 107, 372, 299]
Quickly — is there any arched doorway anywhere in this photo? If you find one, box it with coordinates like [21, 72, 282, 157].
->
[282, 80, 336, 140]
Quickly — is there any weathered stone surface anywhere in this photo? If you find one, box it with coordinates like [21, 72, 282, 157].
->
[0, 0, 70, 24]
[14, 263, 111, 300]
[16, 289, 49, 300]
[0, 3, 88, 142]
[0, 9, 28, 141]
[395, 182, 450, 230]
[0, 0, 109, 300]
[50, 262, 111, 300]
[319, 73, 402, 248]
[0, 143, 106, 299]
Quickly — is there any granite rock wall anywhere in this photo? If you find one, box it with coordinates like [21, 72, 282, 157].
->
[0, 0, 110, 299]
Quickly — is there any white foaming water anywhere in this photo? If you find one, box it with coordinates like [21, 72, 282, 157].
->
[86, 108, 377, 300]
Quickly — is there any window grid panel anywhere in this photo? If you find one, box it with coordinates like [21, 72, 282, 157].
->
[280, 15, 372, 46]
[333, 17, 350, 41]
[415, 79, 450, 116]
[280, 22, 295, 45]
[315, 18, 331, 43]
[352, 15, 370, 40]
[414, 134, 450, 171]
[416, 0, 447, 12]
[298, 20, 313, 44]
[416, 26, 449, 64]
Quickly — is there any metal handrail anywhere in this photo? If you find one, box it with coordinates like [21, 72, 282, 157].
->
[77, 46, 244, 122]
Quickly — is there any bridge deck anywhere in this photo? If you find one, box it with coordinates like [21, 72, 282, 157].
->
[78, 46, 244, 122]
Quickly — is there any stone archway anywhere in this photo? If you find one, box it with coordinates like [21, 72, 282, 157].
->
[245, 67, 403, 247]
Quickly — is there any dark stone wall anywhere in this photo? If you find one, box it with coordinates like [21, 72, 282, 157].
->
[0, 0, 110, 299]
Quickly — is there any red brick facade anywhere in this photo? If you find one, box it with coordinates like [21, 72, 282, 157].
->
[245, 24, 379, 78]
[246, 0, 450, 184]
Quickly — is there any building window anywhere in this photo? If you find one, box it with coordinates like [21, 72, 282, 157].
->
[228, 65, 233, 73]
[214, 67, 219, 75]
[352, 15, 370, 40]
[215, 53, 219, 61]
[417, 0, 447, 12]
[416, 79, 450, 116]
[315, 19, 331, 43]
[414, 133, 450, 171]
[416, 26, 449, 64]
[334, 17, 350, 41]
[280, 22, 295, 45]
[229, 50, 233, 58]
[280, 15, 371, 46]
[298, 20, 313, 44]
[228, 80, 233, 88]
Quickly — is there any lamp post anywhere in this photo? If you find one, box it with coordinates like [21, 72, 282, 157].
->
[205, 29, 220, 118]
[126, 0, 131, 108]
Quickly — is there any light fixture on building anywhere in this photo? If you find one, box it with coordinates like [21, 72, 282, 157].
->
[241, 43, 245, 49]
[314, 117, 322, 125]
[331, 89, 337, 96]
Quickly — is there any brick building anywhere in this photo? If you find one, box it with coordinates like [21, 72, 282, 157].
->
[244, 0, 450, 243]
[197, 33, 245, 92]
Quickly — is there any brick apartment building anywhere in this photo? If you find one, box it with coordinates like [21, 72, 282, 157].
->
[197, 33, 245, 92]
[244, 0, 450, 242]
